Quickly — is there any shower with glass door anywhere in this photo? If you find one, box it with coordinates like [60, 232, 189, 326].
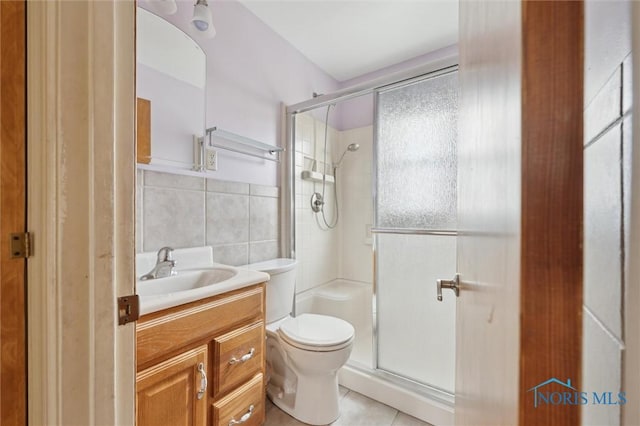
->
[284, 63, 459, 415]
[373, 69, 458, 399]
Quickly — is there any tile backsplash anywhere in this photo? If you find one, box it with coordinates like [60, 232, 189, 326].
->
[137, 169, 279, 266]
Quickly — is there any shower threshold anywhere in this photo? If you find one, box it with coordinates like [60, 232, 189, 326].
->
[338, 362, 454, 425]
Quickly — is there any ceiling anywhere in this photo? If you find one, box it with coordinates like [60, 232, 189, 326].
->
[237, 0, 458, 82]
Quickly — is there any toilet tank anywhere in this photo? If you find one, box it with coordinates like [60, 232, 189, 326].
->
[243, 258, 296, 323]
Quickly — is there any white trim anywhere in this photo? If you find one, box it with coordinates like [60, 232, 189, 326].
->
[27, 2, 60, 422]
[27, 1, 136, 424]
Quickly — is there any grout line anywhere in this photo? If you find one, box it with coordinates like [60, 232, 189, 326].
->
[584, 110, 631, 150]
[583, 305, 626, 349]
[340, 387, 350, 400]
[390, 410, 400, 426]
[620, 119, 627, 345]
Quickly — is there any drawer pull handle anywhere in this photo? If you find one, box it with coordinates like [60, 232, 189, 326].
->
[228, 404, 254, 426]
[229, 348, 255, 365]
[196, 362, 207, 400]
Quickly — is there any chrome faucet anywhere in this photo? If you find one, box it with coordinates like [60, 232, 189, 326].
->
[140, 247, 177, 280]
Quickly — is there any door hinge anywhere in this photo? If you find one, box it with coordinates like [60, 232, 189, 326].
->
[118, 294, 140, 325]
[10, 232, 32, 258]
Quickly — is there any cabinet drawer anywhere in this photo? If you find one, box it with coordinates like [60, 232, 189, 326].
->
[212, 374, 264, 426]
[137, 284, 265, 369]
[213, 322, 264, 398]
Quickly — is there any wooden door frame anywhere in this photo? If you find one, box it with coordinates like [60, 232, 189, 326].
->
[26, 1, 136, 424]
[519, 1, 584, 424]
[0, 1, 27, 423]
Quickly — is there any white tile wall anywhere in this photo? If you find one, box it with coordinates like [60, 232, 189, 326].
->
[584, 125, 622, 339]
[582, 2, 632, 423]
[293, 112, 374, 296]
[582, 309, 623, 425]
[338, 126, 374, 284]
[294, 112, 341, 294]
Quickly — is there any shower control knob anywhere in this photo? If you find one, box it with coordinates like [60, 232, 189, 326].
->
[311, 192, 324, 213]
[437, 274, 460, 301]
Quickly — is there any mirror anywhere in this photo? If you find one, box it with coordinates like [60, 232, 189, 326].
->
[136, 7, 206, 168]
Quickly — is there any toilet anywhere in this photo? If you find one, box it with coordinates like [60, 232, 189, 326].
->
[244, 258, 354, 425]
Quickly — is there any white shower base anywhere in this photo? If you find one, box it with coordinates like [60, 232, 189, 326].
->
[296, 279, 454, 425]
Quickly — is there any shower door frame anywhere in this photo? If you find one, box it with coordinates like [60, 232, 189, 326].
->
[371, 68, 459, 405]
[282, 56, 459, 406]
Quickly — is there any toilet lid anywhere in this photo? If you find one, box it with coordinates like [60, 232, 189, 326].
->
[278, 313, 354, 348]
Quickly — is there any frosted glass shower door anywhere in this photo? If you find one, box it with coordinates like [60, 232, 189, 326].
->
[374, 70, 458, 394]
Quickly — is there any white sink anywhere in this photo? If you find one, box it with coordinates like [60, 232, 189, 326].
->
[137, 267, 238, 297]
[136, 247, 270, 316]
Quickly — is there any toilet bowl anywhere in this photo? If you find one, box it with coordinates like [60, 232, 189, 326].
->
[243, 259, 354, 425]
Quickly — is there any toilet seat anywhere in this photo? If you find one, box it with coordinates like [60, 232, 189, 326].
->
[277, 313, 355, 352]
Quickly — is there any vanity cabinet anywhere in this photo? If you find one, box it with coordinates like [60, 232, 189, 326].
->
[136, 283, 266, 426]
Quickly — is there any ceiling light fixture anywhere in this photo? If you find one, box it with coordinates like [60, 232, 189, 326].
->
[145, 0, 177, 16]
[192, 0, 213, 32]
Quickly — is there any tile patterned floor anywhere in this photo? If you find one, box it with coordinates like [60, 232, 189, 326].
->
[265, 386, 433, 426]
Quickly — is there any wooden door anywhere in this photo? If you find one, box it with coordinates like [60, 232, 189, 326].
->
[0, 1, 26, 424]
[137, 346, 208, 426]
[456, 1, 583, 424]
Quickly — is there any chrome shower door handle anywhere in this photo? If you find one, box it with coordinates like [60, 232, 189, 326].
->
[437, 274, 460, 301]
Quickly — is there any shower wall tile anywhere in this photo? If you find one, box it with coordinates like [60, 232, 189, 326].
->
[250, 184, 279, 198]
[622, 117, 632, 296]
[293, 112, 345, 295]
[302, 140, 313, 156]
[622, 54, 632, 114]
[249, 240, 279, 263]
[582, 310, 622, 426]
[584, 0, 631, 105]
[584, 120, 622, 340]
[212, 243, 249, 266]
[207, 178, 249, 195]
[143, 186, 205, 251]
[582, 6, 631, 419]
[206, 193, 249, 245]
[295, 166, 303, 196]
[144, 170, 204, 190]
[250, 196, 279, 241]
[338, 126, 374, 284]
[584, 68, 621, 144]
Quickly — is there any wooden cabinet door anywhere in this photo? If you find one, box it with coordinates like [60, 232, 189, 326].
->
[137, 346, 208, 426]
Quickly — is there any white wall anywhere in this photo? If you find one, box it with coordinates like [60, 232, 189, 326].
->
[139, 0, 340, 186]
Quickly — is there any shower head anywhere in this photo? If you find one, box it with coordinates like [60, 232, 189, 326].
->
[335, 143, 360, 168]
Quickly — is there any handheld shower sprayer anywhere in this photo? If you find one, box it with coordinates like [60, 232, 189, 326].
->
[335, 143, 360, 168]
